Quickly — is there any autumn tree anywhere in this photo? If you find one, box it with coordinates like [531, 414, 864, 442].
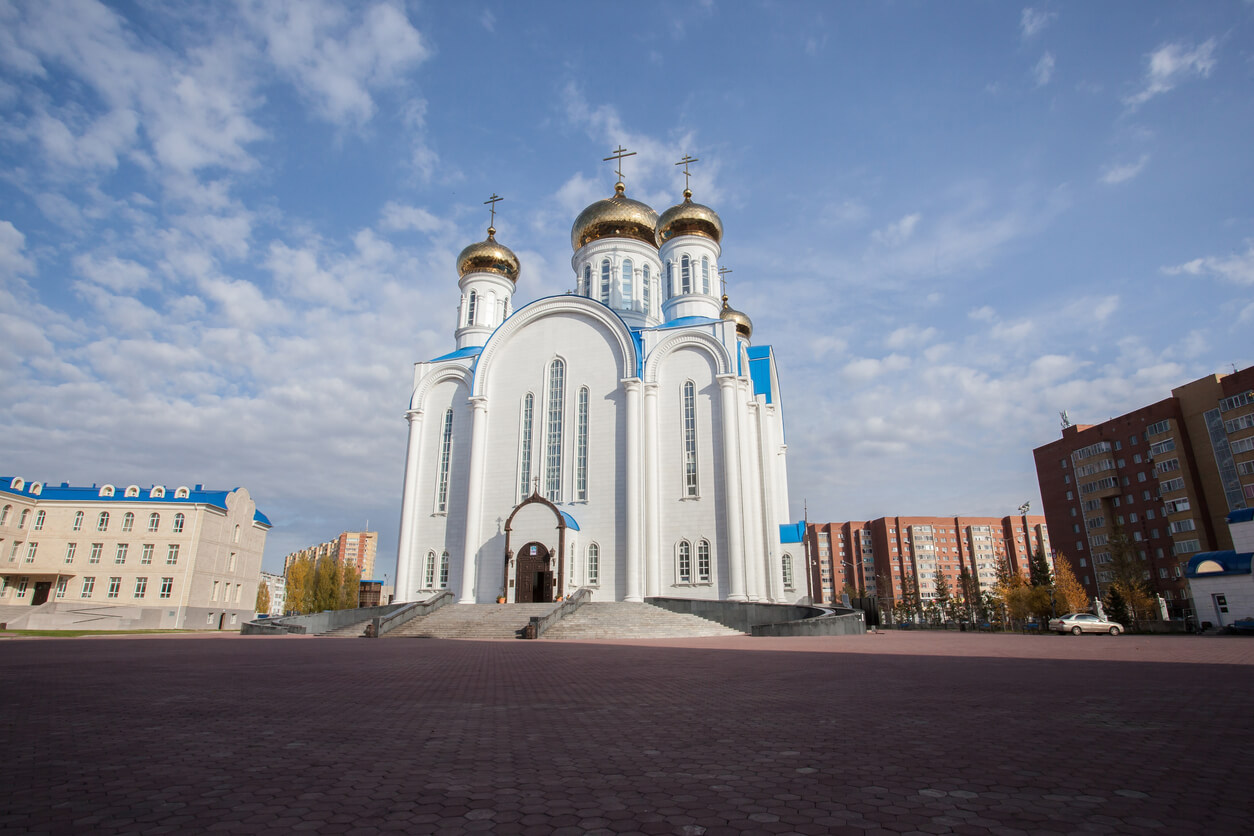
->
[255, 582, 270, 615]
[283, 556, 315, 614]
[1052, 554, 1090, 614]
[338, 561, 361, 610]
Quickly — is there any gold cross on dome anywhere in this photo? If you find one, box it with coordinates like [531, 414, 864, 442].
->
[718, 266, 733, 296]
[603, 145, 637, 182]
[484, 193, 503, 228]
[675, 154, 700, 191]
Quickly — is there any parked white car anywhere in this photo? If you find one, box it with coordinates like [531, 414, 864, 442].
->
[1048, 613, 1124, 635]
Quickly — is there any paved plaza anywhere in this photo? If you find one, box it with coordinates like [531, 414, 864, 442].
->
[2, 632, 1251, 835]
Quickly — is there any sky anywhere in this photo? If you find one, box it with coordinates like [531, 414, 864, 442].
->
[2, 1, 1252, 575]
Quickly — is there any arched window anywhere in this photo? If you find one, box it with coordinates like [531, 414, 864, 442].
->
[466, 290, 477, 326]
[621, 258, 633, 306]
[100, 485, 114, 497]
[97, 511, 109, 531]
[151, 486, 165, 498]
[33, 510, 45, 531]
[642, 264, 651, 315]
[122, 512, 134, 532]
[545, 359, 565, 500]
[697, 539, 711, 583]
[174, 487, 189, 498]
[9, 479, 22, 492]
[583, 264, 591, 296]
[600, 259, 611, 304]
[587, 543, 600, 585]
[435, 409, 454, 513]
[424, 551, 436, 588]
[666, 261, 673, 298]
[681, 255, 691, 294]
[0, 505, 8, 525]
[782, 554, 794, 588]
[701, 256, 710, 294]
[125, 485, 139, 497]
[678, 541, 692, 583]
[73, 511, 84, 531]
[234, 525, 241, 543]
[682, 381, 699, 497]
[148, 513, 160, 532]
[519, 393, 535, 498]
[173, 513, 185, 533]
[439, 551, 450, 588]
[576, 387, 590, 500]
[18, 509, 29, 528]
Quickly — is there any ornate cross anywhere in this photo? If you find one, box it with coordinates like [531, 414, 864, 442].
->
[603, 145, 637, 181]
[675, 154, 700, 191]
[484, 193, 503, 228]
[718, 266, 733, 297]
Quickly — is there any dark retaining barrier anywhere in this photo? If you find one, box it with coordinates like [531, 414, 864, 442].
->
[241, 602, 409, 636]
[645, 597, 864, 636]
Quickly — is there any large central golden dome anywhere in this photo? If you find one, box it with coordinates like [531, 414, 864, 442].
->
[457, 227, 520, 282]
[656, 189, 723, 245]
[571, 182, 658, 251]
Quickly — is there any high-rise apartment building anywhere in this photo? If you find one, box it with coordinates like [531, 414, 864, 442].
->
[283, 530, 377, 578]
[805, 515, 1050, 607]
[1033, 365, 1254, 619]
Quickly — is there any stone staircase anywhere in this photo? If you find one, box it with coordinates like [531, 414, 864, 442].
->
[542, 602, 743, 640]
[320, 619, 373, 637]
[385, 603, 553, 639]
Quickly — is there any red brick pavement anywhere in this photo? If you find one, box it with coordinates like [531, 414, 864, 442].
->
[1, 632, 1250, 835]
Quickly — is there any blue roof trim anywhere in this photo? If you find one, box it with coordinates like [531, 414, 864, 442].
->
[560, 511, 580, 531]
[747, 345, 773, 404]
[1186, 550, 1252, 577]
[629, 328, 645, 378]
[430, 345, 483, 362]
[0, 477, 270, 527]
[1227, 508, 1254, 524]
[655, 315, 720, 330]
[779, 522, 806, 544]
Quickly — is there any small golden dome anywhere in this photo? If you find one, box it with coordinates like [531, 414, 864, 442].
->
[457, 227, 520, 282]
[571, 182, 659, 251]
[656, 189, 723, 246]
[720, 295, 752, 340]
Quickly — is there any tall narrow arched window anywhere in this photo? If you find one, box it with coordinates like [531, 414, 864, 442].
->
[72, 511, 83, 531]
[0, 505, 8, 525]
[666, 260, 674, 297]
[19, 509, 29, 528]
[600, 259, 611, 304]
[682, 381, 699, 497]
[782, 554, 794, 588]
[122, 512, 133, 532]
[681, 255, 691, 294]
[424, 551, 436, 588]
[697, 539, 711, 583]
[97, 511, 109, 531]
[439, 551, 450, 587]
[519, 393, 535, 498]
[642, 264, 652, 315]
[583, 264, 591, 296]
[587, 543, 600, 585]
[621, 258, 633, 307]
[173, 513, 185, 533]
[34, 510, 45, 531]
[148, 512, 159, 532]
[466, 290, 477, 326]
[435, 409, 454, 512]
[545, 359, 566, 500]
[678, 541, 692, 583]
[576, 386, 589, 501]
[701, 256, 710, 294]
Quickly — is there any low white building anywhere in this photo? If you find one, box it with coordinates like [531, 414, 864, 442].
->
[0, 477, 270, 630]
[1186, 509, 1254, 628]
[258, 570, 286, 617]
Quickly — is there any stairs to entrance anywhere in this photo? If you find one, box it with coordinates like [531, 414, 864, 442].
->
[385, 603, 553, 639]
[542, 602, 743, 640]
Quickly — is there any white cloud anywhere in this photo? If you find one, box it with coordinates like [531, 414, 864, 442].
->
[841, 354, 911, 382]
[991, 319, 1035, 342]
[479, 9, 496, 32]
[885, 326, 938, 350]
[73, 254, 155, 293]
[0, 221, 35, 280]
[968, 305, 997, 322]
[1099, 154, 1149, 185]
[871, 213, 921, 247]
[1020, 8, 1056, 39]
[1033, 52, 1055, 87]
[1125, 39, 1217, 108]
[1163, 241, 1254, 285]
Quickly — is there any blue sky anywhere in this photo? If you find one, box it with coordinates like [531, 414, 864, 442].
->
[2, 1, 1252, 574]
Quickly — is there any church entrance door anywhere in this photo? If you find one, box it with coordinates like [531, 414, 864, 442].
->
[515, 542, 552, 604]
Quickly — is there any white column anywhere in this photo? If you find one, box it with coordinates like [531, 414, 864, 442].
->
[624, 379, 643, 602]
[643, 382, 661, 596]
[394, 409, 424, 602]
[718, 374, 747, 601]
[459, 396, 489, 603]
[756, 401, 783, 602]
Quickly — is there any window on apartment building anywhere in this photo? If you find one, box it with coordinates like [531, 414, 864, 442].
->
[148, 513, 160, 532]
[89, 543, 102, 564]
[114, 544, 127, 564]
[140, 544, 153, 564]
[134, 577, 147, 598]
[81, 577, 95, 598]
[55, 578, 66, 598]
[167, 544, 179, 565]
[107, 577, 121, 598]
[72, 511, 83, 531]
[173, 513, 185, 533]
[160, 577, 173, 599]
[97, 511, 109, 531]
[33, 511, 45, 531]
[64, 542, 76, 564]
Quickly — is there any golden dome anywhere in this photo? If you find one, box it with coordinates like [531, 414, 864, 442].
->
[571, 182, 659, 251]
[656, 189, 723, 245]
[720, 295, 752, 340]
[457, 227, 520, 282]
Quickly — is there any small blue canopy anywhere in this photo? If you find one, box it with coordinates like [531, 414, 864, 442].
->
[779, 522, 806, 544]
[560, 511, 580, 531]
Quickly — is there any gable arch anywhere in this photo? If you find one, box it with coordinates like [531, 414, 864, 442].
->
[410, 365, 473, 412]
[643, 331, 733, 384]
[473, 296, 637, 397]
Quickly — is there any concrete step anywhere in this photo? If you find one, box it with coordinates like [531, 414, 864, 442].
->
[386, 603, 553, 639]
[319, 620, 373, 637]
[543, 602, 743, 640]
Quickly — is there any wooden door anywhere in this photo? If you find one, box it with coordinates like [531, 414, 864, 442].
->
[515, 543, 550, 603]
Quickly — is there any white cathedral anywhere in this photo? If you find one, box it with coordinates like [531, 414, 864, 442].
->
[394, 159, 804, 606]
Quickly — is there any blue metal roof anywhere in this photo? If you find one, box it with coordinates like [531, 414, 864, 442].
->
[0, 477, 271, 526]
[779, 521, 806, 544]
[654, 315, 720, 329]
[430, 345, 483, 362]
[560, 511, 580, 531]
[746, 345, 774, 404]
[1186, 550, 1252, 577]
[1227, 508, 1254, 524]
